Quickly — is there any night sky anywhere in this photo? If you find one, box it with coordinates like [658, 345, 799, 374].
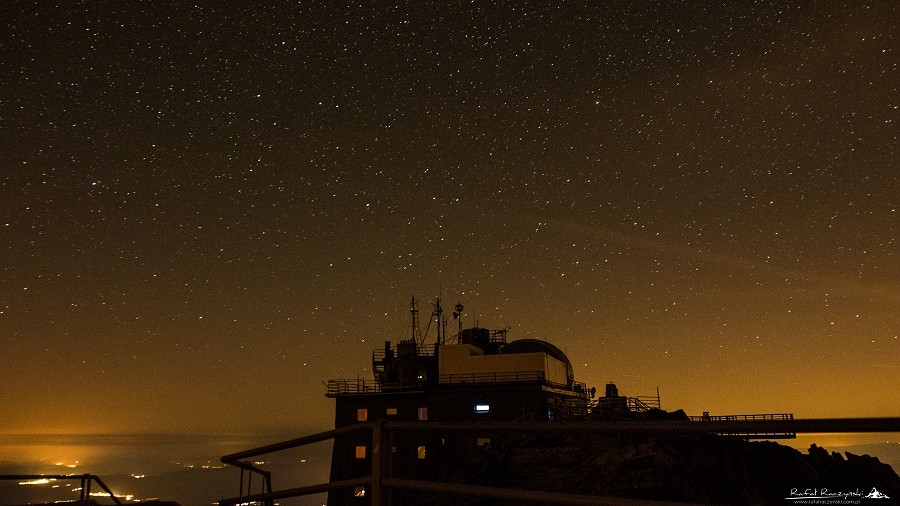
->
[1, 1, 897, 436]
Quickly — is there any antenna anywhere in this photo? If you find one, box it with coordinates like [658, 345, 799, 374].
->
[432, 297, 444, 345]
[410, 295, 424, 347]
[422, 297, 444, 345]
[453, 302, 464, 337]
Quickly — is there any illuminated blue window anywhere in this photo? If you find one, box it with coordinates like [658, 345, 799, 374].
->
[474, 404, 490, 414]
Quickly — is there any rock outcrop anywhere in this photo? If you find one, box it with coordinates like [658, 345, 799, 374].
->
[493, 434, 899, 504]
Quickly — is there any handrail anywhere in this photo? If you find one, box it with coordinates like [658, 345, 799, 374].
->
[326, 378, 384, 395]
[687, 413, 796, 438]
[372, 344, 436, 361]
[221, 423, 364, 463]
[632, 395, 661, 409]
[327, 372, 590, 396]
[689, 413, 794, 421]
[439, 370, 546, 384]
[0, 474, 122, 504]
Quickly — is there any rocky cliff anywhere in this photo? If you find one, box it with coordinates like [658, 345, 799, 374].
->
[491, 433, 899, 504]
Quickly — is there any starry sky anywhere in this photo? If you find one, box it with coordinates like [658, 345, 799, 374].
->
[1, 1, 898, 436]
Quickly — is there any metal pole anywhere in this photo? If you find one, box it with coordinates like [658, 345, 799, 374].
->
[369, 420, 394, 506]
[221, 423, 366, 463]
[382, 422, 392, 506]
[92, 475, 123, 505]
[370, 421, 381, 506]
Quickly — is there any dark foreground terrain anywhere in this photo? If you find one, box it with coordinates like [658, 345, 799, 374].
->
[404, 433, 900, 505]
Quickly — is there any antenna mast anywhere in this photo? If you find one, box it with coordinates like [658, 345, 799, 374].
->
[453, 302, 464, 339]
[410, 296, 425, 347]
[433, 297, 445, 345]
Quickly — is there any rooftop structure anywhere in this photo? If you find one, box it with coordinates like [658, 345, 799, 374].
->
[325, 296, 593, 504]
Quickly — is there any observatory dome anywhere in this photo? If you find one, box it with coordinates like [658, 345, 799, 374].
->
[504, 339, 575, 385]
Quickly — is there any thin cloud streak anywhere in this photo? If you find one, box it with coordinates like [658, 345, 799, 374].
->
[552, 220, 899, 302]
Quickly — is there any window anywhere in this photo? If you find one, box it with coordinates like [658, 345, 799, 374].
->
[354, 486, 366, 497]
[474, 404, 490, 414]
[417, 446, 426, 460]
[475, 438, 491, 447]
[417, 407, 428, 421]
[386, 407, 398, 416]
[416, 369, 427, 381]
[355, 446, 366, 459]
[357, 408, 368, 422]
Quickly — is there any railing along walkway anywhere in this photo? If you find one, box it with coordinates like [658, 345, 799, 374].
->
[0, 474, 122, 504]
[689, 413, 796, 438]
[328, 373, 590, 396]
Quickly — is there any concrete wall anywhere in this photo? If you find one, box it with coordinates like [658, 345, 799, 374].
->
[543, 353, 569, 385]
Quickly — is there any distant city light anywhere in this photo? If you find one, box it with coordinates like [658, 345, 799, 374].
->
[18, 478, 53, 485]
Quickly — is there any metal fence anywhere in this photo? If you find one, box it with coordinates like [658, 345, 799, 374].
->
[326, 379, 384, 395]
[0, 474, 122, 504]
[687, 413, 796, 438]
[688, 413, 794, 422]
[328, 372, 589, 396]
[439, 370, 546, 384]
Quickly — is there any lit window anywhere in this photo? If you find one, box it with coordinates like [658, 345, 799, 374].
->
[416, 369, 427, 381]
[417, 446, 426, 460]
[386, 407, 398, 416]
[474, 404, 490, 414]
[357, 408, 367, 422]
[354, 486, 366, 497]
[355, 446, 366, 459]
[417, 407, 428, 421]
[476, 438, 491, 447]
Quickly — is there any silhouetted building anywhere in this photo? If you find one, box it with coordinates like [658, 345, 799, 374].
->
[325, 297, 591, 504]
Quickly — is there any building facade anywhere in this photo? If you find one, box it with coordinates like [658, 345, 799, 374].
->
[325, 302, 591, 504]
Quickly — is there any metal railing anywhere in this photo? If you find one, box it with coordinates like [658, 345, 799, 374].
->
[328, 373, 590, 397]
[0, 474, 122, 504]
[372, 344, 436, 362]
[688, 413, 794, 422]
[218, 417, 900, 506]
[326, 379, 384, 395]
[487, 328, 509, 343]
[688, 413, 796, 438]
[439, 372, 588, 396]
[627, 396, 661, 412]
[439, 370, 546, 384]
[592, 394, 661, 415]
[230, 460, 273, 501]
